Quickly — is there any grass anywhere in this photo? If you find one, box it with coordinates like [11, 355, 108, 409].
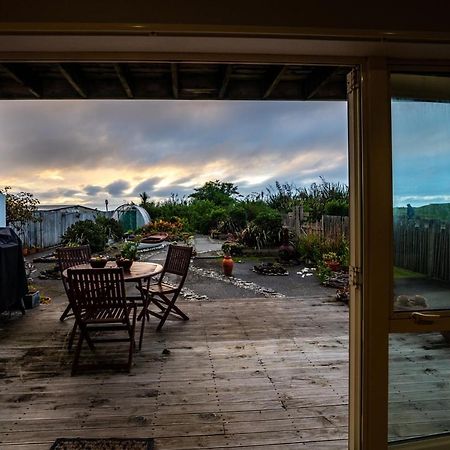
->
[394, 266, 426, 279]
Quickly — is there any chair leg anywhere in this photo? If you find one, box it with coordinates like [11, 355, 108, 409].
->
[138, 309, 146, 350]
[128, 325, 135, 371]
[60, 303, 72, 322]
[71, 332, 84, 376]
[153, 293, 188, 331]
[170, 303, 189, 321]
[155, 294, 183, 331]
[68, 322, 77, 351]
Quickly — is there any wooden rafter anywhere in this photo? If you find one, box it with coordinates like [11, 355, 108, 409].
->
[57, 64, 87, 98]
[263, 66, 287, 99]
[303, 68, 338, 100]
[1, 63, 41, 98]
[113, 63, 133, 98]
[171, 63, 178, 99]
[219, 65, 233, 99]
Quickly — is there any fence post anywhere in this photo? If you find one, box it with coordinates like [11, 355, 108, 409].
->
[295, 205, 303, 237]
[427, 221, 435, 278]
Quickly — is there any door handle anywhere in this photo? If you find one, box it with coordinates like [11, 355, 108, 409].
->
[411, 312, 441, 325]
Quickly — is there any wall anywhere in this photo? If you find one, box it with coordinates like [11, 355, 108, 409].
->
[18, 208, 106, 249]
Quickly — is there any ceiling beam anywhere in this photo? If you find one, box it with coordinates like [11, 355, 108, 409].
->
[57, 63, 88, 98]
[219, 65, 233, 99]
[303, 68, 338, 100]
[1, 63, 41, 98]
[263, 66, 287, 99]
[171, 63, 178, 99]
[113, 63, 133, 98]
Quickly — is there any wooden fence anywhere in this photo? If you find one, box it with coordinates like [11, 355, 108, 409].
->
[394, 219, 450, 282]
[283, 208, 349, 243]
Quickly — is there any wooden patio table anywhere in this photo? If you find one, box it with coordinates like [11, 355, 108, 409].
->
[62, 261, 163, 283]
[63, 261, 163, 348]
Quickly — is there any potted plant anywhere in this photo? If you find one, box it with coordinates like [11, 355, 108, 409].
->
[89, 255, 108, 268]
[117, 241, 138, 271]
[322, 251, 340, 272]
[221, 243, 234, 277]
[23, 284, 40, 309]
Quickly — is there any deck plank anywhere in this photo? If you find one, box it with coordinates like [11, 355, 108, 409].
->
[0, 294, 350, 448]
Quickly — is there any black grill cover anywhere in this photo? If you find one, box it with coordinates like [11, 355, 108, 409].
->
[0, 227, 27, 313]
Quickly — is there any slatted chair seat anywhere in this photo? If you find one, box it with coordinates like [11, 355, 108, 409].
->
[67, 267, 136, 375]
[147, 282, 178, 295]
[138, 244, 193, 341]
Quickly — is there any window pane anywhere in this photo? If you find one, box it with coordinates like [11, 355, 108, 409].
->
[389, 332, 450, 442]
[392, 81, 450, 311]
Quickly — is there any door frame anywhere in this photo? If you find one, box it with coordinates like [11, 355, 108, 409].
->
[2, 49, 427, 450]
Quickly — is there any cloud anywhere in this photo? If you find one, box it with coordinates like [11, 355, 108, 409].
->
[105, 180, 130, 196]
[84, 185, 103, 196]
[131, 177, 162, 196]
[0, 100, 349, 208]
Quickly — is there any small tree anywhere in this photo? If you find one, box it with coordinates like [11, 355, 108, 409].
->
[189, 180, 240, 206]
[0, 186, 40, 239]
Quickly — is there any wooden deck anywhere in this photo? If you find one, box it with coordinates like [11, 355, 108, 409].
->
[0, 293, 348, 449]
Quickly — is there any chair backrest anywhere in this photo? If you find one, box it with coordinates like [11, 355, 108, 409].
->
[56, 245, 91, 272]
[67, 268, 127, 316]
[163, 244, 193, 276]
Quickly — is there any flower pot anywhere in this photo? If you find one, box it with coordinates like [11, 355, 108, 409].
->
[90, 258, 108, 268]
[22, 247, 29, 256]
[325, 260, 340, 272]
[222, 255, 234, 277]
[23, 291, 40, 309]
[116, 258, 133, 271]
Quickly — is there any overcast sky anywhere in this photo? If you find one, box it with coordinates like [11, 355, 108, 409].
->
[392, 100, 450, 207]
[0, 100, 349, 210]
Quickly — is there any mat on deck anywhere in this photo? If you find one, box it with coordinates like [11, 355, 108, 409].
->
[51, 437, 154, 450]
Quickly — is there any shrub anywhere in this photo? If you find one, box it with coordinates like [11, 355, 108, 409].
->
[95, 215, 124, 241]
[324, 199, 349, 216]
[62, 219, 107, 253]
[296, 234, 324, 264]
[140, 217, 185, 240]
[222, 241, 245, 256]
[297, 233, 349, 267]
[241, 210, 282, 249]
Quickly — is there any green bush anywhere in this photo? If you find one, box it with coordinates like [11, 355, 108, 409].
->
[297, 233, 349, 266]
[222, 241, 245, 256]
[62, 219, 107, 252]
[95, 215, 124, 241]
[241, 210, 282, 249]
[324, 199, 349, 216]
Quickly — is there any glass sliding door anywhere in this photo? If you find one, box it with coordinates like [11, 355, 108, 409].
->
[389, 71, 450, 448]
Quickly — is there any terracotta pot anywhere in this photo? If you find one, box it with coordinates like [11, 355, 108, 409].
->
[325, 260, 340, 272]
[116, 258, 133, 271]
[222, 255, 234, 277]
[22, 247, 29, 256]
[89, 257, 108, 268]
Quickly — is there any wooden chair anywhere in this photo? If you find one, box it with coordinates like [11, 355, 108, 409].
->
[57, 245, 91, 322]
[67, 267, 136, 375]
[139, 244, 193, 338]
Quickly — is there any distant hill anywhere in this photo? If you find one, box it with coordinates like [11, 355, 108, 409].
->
[395, 203, 450, 222]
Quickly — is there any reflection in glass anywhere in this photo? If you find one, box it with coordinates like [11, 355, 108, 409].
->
[392, 98, 450, 311]
[389, 332, 450, 442]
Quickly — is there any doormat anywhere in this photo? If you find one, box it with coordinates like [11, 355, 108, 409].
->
[51, 438, 154, 450]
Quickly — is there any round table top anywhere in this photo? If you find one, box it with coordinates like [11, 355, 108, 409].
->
[63, 261, 163, 282]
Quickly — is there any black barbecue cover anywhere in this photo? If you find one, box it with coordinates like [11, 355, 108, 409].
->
[0, 227, 27, 313]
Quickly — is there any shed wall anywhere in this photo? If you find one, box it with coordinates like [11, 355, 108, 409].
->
[17, 208, 109, 249]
